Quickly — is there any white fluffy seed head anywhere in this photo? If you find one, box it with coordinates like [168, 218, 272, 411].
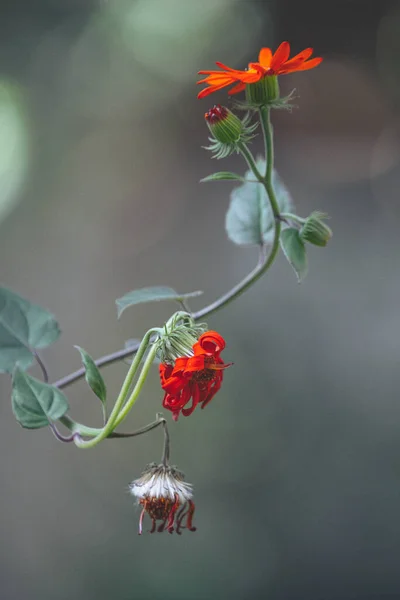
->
[130, 463, 193, 503]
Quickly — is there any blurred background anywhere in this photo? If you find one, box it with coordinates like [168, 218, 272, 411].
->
[0, 0, 400, 598]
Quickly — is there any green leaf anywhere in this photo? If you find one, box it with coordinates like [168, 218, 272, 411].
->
[75, 346, 107, 406]
[12, 368, 69, 429]
[116, 286, 203, 318]
[280, 228, 308, 282]
[200, 172, 245, 183]
[0, 287, 61, 373]
[225, 159, 293, 246]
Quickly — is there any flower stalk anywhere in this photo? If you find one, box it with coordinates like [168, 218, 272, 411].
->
[45, 42, 327, 464]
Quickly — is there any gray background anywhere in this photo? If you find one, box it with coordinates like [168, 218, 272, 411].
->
[1, 1, 400, 599]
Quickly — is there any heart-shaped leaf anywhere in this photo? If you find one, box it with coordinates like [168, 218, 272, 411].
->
[0, 287, 61, 373]
[226, 160, 293, 246]
[12, 368, 69, 429]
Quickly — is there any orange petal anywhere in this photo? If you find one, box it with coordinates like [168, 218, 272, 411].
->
[281, 56, 323, 74]
[237, 68, 262, 83]
[197, 82, 232, 99]
[258, 47, 272, 68]
[271, 41, 290, 71]
[215, 61, 242, 72]
[292, 56, 323, 71]
[228, 82, 246, 95]
[197, 69, 231, 75]
[282, 47, 313, 67]
[197, 74, 237, 85]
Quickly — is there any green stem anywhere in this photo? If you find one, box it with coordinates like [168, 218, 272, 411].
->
[73, 330, 154, 448]
[52, 109, 282, 390]
[194, 108, 281, 320]
[280, 212, 304, 226]
[112, 343, 159, 429]
[237, 142, 264, 182]
[59, 415, 102, 437]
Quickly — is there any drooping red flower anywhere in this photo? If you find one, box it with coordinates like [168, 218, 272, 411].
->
[197, 41, 322, 99]
[159, 331, 231, 421]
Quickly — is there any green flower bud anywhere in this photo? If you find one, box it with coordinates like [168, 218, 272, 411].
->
[300, 212, 332, 247]
[203, 107, 258, 159]
[245, 75, 280, 107]
[204, 105, 243, 144]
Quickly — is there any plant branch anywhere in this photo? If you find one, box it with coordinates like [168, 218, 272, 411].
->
[53, 108, 282, 392]
[73, 339, 158, 449]
[56, 413, 166, 442]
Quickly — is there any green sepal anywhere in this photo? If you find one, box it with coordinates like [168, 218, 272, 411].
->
[12, 367, 69, 429]
[233, 89, 297, 112]
[245, 75, 280, 107]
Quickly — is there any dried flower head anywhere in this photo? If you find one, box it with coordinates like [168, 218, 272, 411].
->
[130, 463, 196, 535]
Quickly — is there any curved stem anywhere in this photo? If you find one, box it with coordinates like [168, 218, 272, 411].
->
[52, 108, 282, 391]
[59, 415, 102, 437]
[33, 351, 49, 383]
[58, 413, 165, 440]
[280, 212, 304, 226]
[108, 413, 165, 439]
[194, 107, 281, 320]
[49, 422, 77, 443]
[73, 331, 154, 448]
[237, 142, 264, 182]
[112, 343, 159, 429]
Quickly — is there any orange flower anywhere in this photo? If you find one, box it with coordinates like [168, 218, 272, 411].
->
[197, 41, 322, 99]
[159, 331, 231, 421]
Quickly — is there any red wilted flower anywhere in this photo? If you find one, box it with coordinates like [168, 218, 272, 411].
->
[159, 331, 231, 421]
[197, 41, 322, 99]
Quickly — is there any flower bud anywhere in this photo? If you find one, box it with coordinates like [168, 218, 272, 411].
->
[300, 212, 332, 247]
[204, 107, 258, 159]
[204, 105, 243, 144]
[245, 75, 280, 107]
